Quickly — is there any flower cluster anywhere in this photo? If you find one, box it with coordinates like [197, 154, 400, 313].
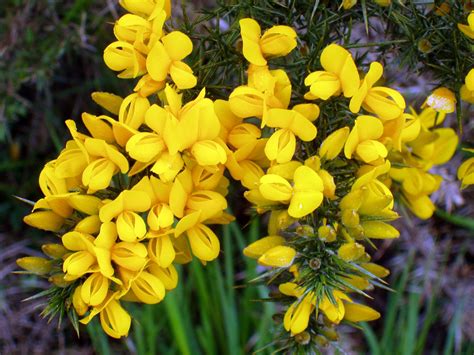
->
[19, 0, 233, 338]
[234, 22, 460, 343]
[18, 1, 472, 350]
[457, 11, 474, 188]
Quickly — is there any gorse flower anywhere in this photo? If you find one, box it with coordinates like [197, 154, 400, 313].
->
[20, 0, 230, 338]
[18, 1, 471, 352]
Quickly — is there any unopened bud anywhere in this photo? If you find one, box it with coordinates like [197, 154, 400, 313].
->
[341, 209, 360, 228]
[318, 225, 337, 242]
[309, 258, 321, 270]
[49, 274, 71, 287]
[16, 256, 52, 275]
[320, 327, 339, 341]
[295, 331, 311, 345]
[418, 39, 433, 53]
[314, 335, 329, 347]
[42, 243, 68, 259]
[296, 225, 314, 237]
[348, 225, 364, 239]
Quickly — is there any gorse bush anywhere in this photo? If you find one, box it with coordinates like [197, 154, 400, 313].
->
[17, 0, 473, 353]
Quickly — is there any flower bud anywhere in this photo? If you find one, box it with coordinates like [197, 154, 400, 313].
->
[42, 243, 68, 259]
[16, 256, 52, 275]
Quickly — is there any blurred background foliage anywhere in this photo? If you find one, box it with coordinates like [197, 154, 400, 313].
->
[0, 0, 473, 354]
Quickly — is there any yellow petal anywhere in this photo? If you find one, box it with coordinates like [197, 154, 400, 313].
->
[239, 18, 266, 66]
[259, 173, 293, 201]
[264, 129, 296, 163]
[191, 140, 227, 166]
[338, 242, 365, 262]
[258, 245, 296, 267]
[23, 211, 65, 232]
[288, 191, 323, 218]
[99, 299, 131, 338]
[111, 242, 148, 271]
[320, 295, 345, 324]
[126, 132, 164, 162]
[320, 127, 350, 160]
[161, 31, 193, 61]
[116, 211, 147, 242]
[187, 224, 220, 261]
[243, 236, 285, 259]
[284, 297, 313, 335]
[146, 41, 171, 81]
[148, 263, 179, 290]
[320, 44, 359, 97]
[72, 285, 88, 316]
[75, 215, 102, 235]
[148, 234, 175, 268]
[343, 303, 380, 322]
[99, 190, 151, 222]
[130, 271, 165, 304]
[169, 61, 197, 90]
[361, 221, 399, 239]
[81, 273, 109, 306]
[91, 92, 123, 115]
[430, 128, 458, 165]
[260, 25, 297, 58]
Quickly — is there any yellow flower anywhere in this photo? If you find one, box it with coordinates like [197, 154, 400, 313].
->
[80, 138, 130, 193]
[104, 41, 147, 78]
[133, 176, 173, 231]
[344, 115, 388, 164]
[390, 167, 442, 219]
[127, 271, 166, 304]
[259, 166, 324, 218]
[98, 297, 132, 338]
[264, 107, 318, 163]
[147, 263, 178, 290]
[341, 0, 357, 9]
[146, 31, 197, 89]
[407, 127, 458, 170]
[243, 236, 284, 258]
[423, 87, 456, 113]
[458, 11, 474, 39]
[305, 44, 360, 100]
[228, 66, 291, 123]
[81, 273, 110, 306]
[23, 210, 65, 232]
[361, 221, 399, 239]
[119, 93, 151, 130]
[374, 0, 391, 6]
[258, 245, 296, 268]
[134, 74, 166, 97]
[350, 62, 406, 120]
[145, 86, 226, 174]
[62, 232, 98, 280]
[279, 283, 315, 334]
[338, 242, 365, 262]
[113, 14, 158, 54]
[99, 190, 151, 242]
[119, 0, 171, 20]
[461, 69, 474, 104]
[239, 18, 297, 66]
[458, 156, 474, 189]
